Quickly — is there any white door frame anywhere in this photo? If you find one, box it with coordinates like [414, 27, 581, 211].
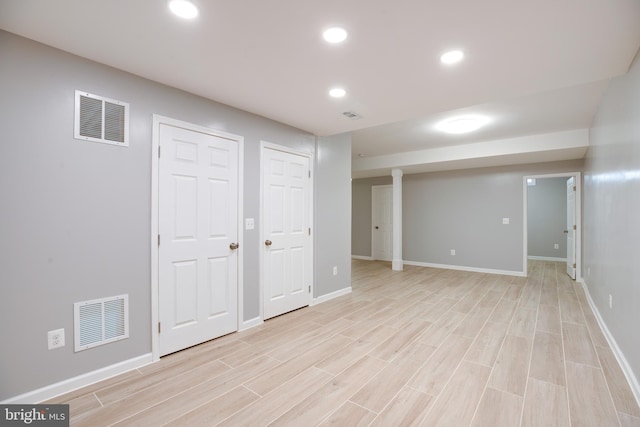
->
[259, 141, 314, 321]
[523, 172, 581, 279]
[151, 115, 244, 361]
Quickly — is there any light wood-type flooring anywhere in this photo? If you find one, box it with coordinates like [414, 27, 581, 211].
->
[48, 260, 640, 426]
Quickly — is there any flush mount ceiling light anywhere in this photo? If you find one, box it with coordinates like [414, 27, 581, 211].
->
[323, 27, 348, 43]
[329, 88, 346, 98]
[435, 115, 490, 134]
[440, 50, 464, 65]
[169, 0, 199, 19]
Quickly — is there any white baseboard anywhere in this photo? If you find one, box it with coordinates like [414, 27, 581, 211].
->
[527, 256, 567, 262]
[403, 260, 525, 277]
[579, 279, 640, 408]
[2, 353, 153, 404]
[351, 255, 374, 261]
[311, 287, 352, 306]
[239, 316, 263, 332]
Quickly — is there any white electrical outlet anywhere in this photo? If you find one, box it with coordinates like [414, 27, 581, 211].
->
[609, 294, 613, 309]
[450, 249, 456, 256]
[48, 329, 65, 350]
[332, 266, 338, 276]
[554, 243, 559, 249]
[245, 218, 254, 230]
[502, 218, 510, 225]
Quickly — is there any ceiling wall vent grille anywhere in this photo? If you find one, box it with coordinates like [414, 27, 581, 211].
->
[74, 294, 129, 352]
[74, 90, 129, 147]
[342, 111, 362, 120]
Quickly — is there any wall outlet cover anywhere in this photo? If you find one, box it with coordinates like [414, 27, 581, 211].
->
[48, 329, 65, 350]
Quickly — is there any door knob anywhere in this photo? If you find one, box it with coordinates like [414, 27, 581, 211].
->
[230, 242, 239, 250]
[265, 240, 272, 246]
[375, 226, 379, 229]
[563, 230, 569, 234]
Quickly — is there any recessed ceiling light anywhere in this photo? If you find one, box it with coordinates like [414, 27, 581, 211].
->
[169, 0, 199, 19]
[329, 88, 346, 98]
[323, 27, 348, 44]
[435, 115, 490, 134]
[440, 50, 464, 65]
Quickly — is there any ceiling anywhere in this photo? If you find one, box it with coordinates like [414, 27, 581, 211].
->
[1, 0, 639, 177]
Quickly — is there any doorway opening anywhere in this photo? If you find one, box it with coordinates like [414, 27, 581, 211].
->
[523, 172, 581, 280]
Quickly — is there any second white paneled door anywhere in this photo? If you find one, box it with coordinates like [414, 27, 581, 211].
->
[262, 145, 312, 320]
[158, 123, 239, 356]
[372, 185, 393, 261]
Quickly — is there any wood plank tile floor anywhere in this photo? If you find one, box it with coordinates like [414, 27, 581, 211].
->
[48, 260, 640, 426]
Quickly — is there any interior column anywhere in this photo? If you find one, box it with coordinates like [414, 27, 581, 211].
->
[392, 168, 403, 271]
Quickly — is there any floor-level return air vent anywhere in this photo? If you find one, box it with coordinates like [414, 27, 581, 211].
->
[74, 294, 129, 352]
[74, 90, 129, 147]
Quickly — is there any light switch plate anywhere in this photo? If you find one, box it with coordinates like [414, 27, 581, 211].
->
[502, 218, 510, 225]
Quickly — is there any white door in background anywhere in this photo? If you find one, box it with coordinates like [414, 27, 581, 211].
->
[566, 176, 576, 279]
[262, 146, 312, 320]
[372, 185, 393, 261]
[158, 123, 239, 356]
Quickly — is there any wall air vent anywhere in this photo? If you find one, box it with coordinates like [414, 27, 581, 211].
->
[74, 90, 129, 147]
[342, 111, 363, 120]
[74, 294, 129, 352]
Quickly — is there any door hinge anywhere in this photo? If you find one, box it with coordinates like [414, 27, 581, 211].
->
[308, 285, 311, 293]
[308, 228, 311, 236]
[573, 263, 576, 269]
[158, 146, 161, 158]
[573, 185, 576, 191]
[573, 225, 576, 230]
[158, 322, 161, 333]
[158, 234, 160, 246]
[308, 170, 311, 178]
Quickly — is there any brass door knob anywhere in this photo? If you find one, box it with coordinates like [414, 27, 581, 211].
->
[265, 240, 272, 246]
[230, 243, 239, 250]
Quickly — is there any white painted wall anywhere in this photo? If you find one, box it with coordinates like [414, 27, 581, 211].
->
[583, 50, 640, 386]
[353, 160, 583, 273]
[0, 31, 350, 401]
[315, 134, 352, 296]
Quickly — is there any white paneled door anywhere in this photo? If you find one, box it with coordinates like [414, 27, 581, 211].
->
[372, 185, 393, 261]
[262, 146, 312, 320]
[566, 177, 576, 279]
[158, 123, 238, 356]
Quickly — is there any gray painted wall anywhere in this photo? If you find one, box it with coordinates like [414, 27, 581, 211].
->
[0, 31, 346, 400]
[527, 177, 567, 258]
[315, 134, 352, 295]
[351, 176, 392, 257]
[352, 160, 583, 272]
[584, 51, 640, 382]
